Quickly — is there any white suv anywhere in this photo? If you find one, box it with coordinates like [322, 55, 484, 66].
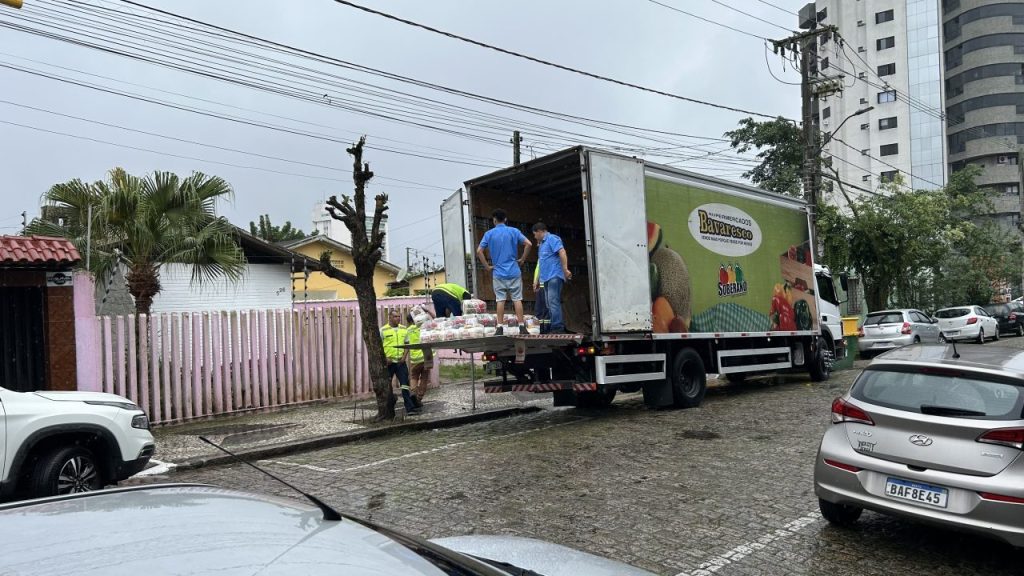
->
[0, 387, 155, 501]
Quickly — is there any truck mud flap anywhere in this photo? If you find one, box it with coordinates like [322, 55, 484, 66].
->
[483, 382, 598, 393]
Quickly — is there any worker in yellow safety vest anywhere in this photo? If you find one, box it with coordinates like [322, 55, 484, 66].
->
[431, 282, 472, 317]
[380, 309, 419, 415]
[406, 311, 434, 408]
[532, 262, 550, 333]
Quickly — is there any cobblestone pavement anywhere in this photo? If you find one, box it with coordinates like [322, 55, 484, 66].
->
[174, 342, 1024, 576]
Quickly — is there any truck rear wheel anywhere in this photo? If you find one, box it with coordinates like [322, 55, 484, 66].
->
[670, 348, 706, 408]
[809, 336, 833, 382]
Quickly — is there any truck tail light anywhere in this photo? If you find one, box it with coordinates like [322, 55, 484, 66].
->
[483, 353, 499, 362]
[901, 322, 912, 335]
[576, 346, 597, 357]
[967, 317, 978, 325]
[977, 427, 1024, 450]
[831, 397, 874, 426]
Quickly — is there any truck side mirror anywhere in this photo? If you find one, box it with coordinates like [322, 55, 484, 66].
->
[839, 273, 849, 292]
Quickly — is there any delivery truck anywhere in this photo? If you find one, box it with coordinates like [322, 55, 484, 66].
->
[428, 146, 847, 409]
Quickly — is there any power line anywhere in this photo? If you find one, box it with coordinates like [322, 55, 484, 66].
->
[707, 0, 793, 33]
[325, 0, 780, 118]
[646, 0, 767, 40]
[755, 0, 798, 16]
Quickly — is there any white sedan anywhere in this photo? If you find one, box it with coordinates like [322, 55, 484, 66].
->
[934, 306, 1000, 343]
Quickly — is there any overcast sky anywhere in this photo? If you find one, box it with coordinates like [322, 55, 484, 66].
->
[0, 0, 805, 269]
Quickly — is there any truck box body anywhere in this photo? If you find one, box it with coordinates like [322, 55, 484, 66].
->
[436, 147, 844, 408]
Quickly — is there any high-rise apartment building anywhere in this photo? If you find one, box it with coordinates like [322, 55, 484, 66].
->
[943, 0, 1024, 231]
[808, 1, 947, 200]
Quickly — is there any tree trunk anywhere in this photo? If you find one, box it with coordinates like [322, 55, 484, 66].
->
[864, 279, 890, 313]
[354, 268, 394, 421]
[126, 263, 161, 316]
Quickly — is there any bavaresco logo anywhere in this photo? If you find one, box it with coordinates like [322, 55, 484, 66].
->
[718, 262, 747, 297]
[688, 203, 762, 257]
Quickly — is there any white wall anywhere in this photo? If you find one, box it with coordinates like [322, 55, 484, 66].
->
[149, 263, 293, 313]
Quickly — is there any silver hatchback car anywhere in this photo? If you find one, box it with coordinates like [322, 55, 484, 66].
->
[859, 309, 941, 358]
[815, 344, 1024, 546]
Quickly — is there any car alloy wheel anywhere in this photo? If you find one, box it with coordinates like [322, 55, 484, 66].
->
[57, 455, 101, 495]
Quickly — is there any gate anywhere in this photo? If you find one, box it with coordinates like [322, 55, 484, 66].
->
[0, 287, 47, 392]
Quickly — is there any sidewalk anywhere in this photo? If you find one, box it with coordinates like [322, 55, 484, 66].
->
[142, 379, 553, 473]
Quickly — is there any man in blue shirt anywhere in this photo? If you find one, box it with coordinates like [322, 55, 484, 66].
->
[476, 209, 532, 335]
[532, 222, 573, 333]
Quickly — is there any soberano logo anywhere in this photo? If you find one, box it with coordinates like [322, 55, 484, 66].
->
[718, 262, 748, 297]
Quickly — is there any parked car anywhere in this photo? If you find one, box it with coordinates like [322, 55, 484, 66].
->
[982, 302, 1024, 337]
[934, 306, 1000, 343]
[0, 484, 657, 576]
[0, 386, 154, 501]
[814, 344, 1024, 547]
[858, 309, 940, 358]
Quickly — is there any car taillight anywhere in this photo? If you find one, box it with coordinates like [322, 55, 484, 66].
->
[977, 427, 1024, 450]
[824, 459, 862, 473]
[967, 317, 978, 325]
[901, 322, 912, 335]
[1011, 313, 1018, 321]
[831, 397, 875, 425]
[978, 492, 1024, 504]
[858, 327, 864, 337]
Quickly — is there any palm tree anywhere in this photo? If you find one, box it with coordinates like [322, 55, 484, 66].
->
[27, 168, 247, 315]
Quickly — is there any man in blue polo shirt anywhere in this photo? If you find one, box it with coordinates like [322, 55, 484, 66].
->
[476, 209, 532, 335]
[532, 222, 573, 333]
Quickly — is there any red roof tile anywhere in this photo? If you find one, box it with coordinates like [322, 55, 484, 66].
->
[0, 235, 81, 268]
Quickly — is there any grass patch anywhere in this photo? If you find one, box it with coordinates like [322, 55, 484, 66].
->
[439, 363, 478, 382]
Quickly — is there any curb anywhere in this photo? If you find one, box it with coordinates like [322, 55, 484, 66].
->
[169, 405, 541, 471]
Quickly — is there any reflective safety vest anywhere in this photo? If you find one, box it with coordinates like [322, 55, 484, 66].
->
[533, 264, 543, 288]
[406, 324, 424, 364]
[433, 283, 468, 300]
[380, 323, 407, 362]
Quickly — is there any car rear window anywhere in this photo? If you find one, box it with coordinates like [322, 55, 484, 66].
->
[983, 304, 1009, 316]
[864, 313, 904, 325]
[935, 308, 970, 319]
[851, 368, 1024, 420]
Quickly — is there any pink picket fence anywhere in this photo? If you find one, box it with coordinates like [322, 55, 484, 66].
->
[94, 298, 458, 425]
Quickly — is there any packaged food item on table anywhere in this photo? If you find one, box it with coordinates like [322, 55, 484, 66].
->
[462, 299, 487, 314]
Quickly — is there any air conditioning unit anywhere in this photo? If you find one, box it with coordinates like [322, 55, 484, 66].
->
[857, 20, 865, 27]
[862, 175, 872, 182]
[858, 46, 867, 52]
[861, 123, 870, 130]
[859, 72, 867, 79]
[861, 149, 870, 156]
[860, 97, 869, 104]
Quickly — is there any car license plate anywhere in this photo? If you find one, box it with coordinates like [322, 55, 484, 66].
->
[872, 342, 891, 348]
[885, 477, 948, 508]
[946, 331, 960, 337]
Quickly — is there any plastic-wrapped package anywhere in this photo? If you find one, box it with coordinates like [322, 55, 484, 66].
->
[527, 326, 541, 335]
[466, 326, 485, 339]
[463, 299, 487, 314]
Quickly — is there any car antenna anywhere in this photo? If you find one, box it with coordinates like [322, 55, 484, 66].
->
[198, 436, 342, 522]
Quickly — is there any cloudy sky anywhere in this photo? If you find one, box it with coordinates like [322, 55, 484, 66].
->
[0, 0, 805, 269]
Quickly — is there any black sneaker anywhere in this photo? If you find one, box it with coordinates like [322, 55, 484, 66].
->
[495, 326, 504, 336]
[519, 325, 529, 335]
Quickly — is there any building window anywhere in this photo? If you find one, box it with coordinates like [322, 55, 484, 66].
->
[879, 116, 898, 130]
[877, 36, 895, 51]
[821, 57, 830, 69]
[875, 10, 895, 24]
[877, 63, 896, 76]
[880, 143, 899, 156]
[1005, 184, 1020, 196]
[862, 175, 872, 182]
[821, 106, 831, 120]
[860, 123, 870, 130]
[997, 154, 1019, 165]
[817, 7, 827, 21]
[820, 34, 829, 46]
[881, 170, 899, 183]
[878, 90, 897, 103]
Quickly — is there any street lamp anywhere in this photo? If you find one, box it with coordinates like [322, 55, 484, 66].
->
[822, 106, 874, 149]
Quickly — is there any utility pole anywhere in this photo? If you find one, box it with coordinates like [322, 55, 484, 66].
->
[1017, 146, 1024, 297]
[511, 131, 522, 166]
[771, 24, 841, 258]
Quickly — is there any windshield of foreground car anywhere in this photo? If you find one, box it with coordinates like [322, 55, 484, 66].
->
[935, 308, 970, 319]
[851, 369, 1024, 420]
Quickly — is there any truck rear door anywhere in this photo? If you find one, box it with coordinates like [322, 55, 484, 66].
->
[440, 189, 468, 289]
[585, 150, 652, 333]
